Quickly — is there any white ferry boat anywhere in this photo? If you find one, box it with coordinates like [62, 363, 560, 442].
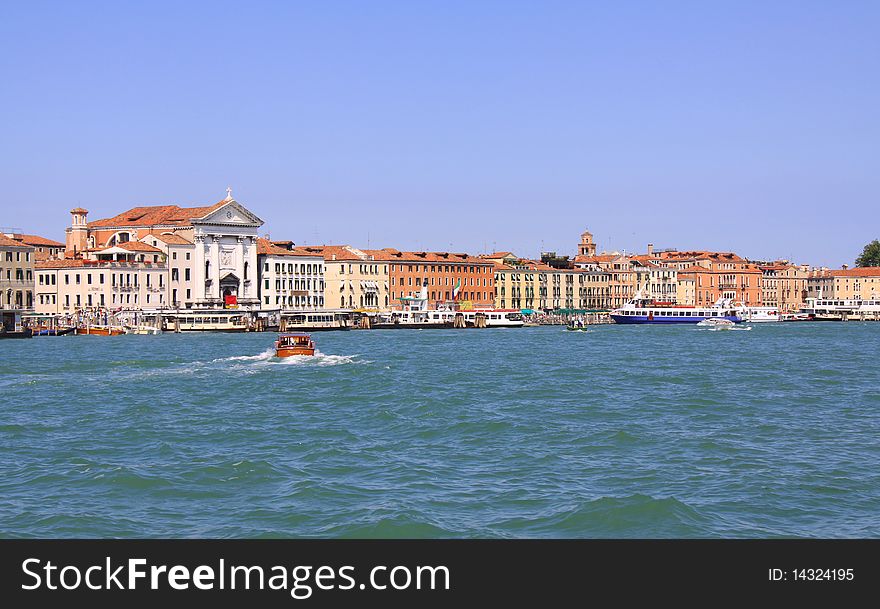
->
[799, 297, 880, 321]
[610, 292, 741, 324]
[737, 306, 780, 322]
[375, 287, 523, 328]
[161, 310, 251, 332]
[281, 311, 352, 331]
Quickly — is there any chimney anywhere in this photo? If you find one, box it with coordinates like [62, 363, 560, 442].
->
[647, 243, 654, 256]
[842, 264, 849, 270]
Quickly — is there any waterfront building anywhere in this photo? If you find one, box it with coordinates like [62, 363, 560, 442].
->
[2, 233, 65, 261]
[487, 257, 545, 310]
[300, 245, 391, 311]
[256, 238, 325, 311]
[759, 262, 810, 312]
[0, 234, 35, 310]
[829, 266, 880, 300]
[575, 253, 639, 309]
[62, 189, 264, 310]
[655, 251, 762, 306]
[806, 268, 834, 300]
[383, 249, 495, 309]
[486, 253, 611, 311]
[676, 277, 696, 305]
[34, 255, 167, 314]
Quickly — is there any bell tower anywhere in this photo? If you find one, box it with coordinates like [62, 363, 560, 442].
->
[66, 207, 89, 257]
[579, 230, 596, 257]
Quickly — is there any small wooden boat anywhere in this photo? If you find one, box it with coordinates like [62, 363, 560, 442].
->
[77, 325, 126, 336]
[274, 332, 316, 357]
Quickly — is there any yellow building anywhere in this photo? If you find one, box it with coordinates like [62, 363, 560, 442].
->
[830, 266, 880, 300]
[299, 245, 391, 311]
[676, 277, 695, 305]
[760, 263, 810, 312]
[487, 253, 611, 310]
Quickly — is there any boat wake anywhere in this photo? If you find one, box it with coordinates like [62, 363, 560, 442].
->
[215, 348, 275, 362]
[274, 351, 362, 366]
[215, 348, 364, 368]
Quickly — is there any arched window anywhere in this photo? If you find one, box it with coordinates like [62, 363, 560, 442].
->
[205, 260, 211, 279]
[340, 296, 345, 308]
[244, 261, 249, 280]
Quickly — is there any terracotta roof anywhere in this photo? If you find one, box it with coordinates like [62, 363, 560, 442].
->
[114, 241, 162, 253]
[35, 259, 91, 268]
[70, 207, 88, 214]
[760, 264, 793, 271]
[657, 250, 745, 262]
[574, 254, 619, 264]
[832, 267, 880, 277]
[0, 234, 30, 248]
[256, 238, 322, 258]
[677, 264, 761, 274]
[16, 234, 64, 247]
[35, 258, 163, 269]
[484, 251, 514, 258]
[296, 245, 365, 262]
[149, 233, 193, 245]
[378, 250, 491, 265]
[87, 200, 228, 228]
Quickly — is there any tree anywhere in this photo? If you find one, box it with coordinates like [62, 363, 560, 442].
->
[856, 239, 880, 267]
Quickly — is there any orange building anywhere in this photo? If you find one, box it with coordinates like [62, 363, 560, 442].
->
[657, 251, 762, 306]
[381, 249, 495, 308]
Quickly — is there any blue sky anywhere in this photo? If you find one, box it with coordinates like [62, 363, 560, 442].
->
[1, 1, 877, 267]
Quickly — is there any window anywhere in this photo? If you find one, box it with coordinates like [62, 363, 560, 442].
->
[185, 268, 191, 281]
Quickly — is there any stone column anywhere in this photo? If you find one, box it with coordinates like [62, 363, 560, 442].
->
[212, 235, 221, 304]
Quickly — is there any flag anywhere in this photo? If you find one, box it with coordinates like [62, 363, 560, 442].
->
[452, 279, 461, 300]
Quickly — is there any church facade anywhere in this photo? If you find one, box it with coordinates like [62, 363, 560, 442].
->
[52, 189, 265, 312]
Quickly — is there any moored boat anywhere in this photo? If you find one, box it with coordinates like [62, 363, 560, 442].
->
[274, 332, 316, 357]
[0, 310, 33, 338]
[32, 327, 75, 336]
[77, 325, 126, 336]
[737, 306, 780, 322]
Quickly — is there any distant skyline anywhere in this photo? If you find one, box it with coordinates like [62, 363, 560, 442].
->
[2, 1, 878, 267]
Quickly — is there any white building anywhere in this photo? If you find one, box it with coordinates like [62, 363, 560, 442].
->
[256, 238, 325, 311]
[61, 188, 264, 311]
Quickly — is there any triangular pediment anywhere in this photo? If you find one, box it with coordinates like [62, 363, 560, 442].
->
[193, 200, 264, 227]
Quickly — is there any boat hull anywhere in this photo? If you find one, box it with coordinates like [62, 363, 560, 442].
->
[0, 330, 33, 339]
[611, 315, 741, 324]
[77, 326, 126, 336]
[32, 328, 75, 336]
[275, 346, 316, 357]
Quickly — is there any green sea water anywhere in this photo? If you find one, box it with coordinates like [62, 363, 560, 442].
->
[1, 323, 878, 538]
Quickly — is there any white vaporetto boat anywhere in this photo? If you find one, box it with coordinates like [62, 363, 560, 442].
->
[611, 292, 742, 324]
[376, 286, 523, 328]
[737, 306, 780, 322]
